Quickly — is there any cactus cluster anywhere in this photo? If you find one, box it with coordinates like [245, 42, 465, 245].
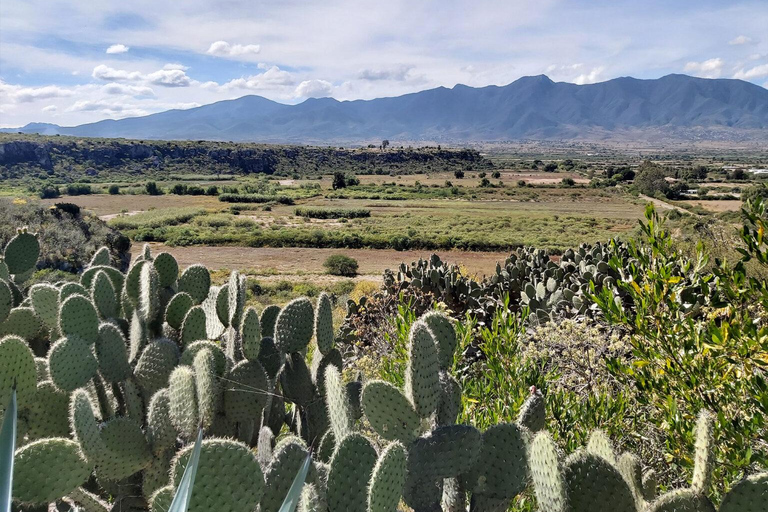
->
[0, 231, 765, 512]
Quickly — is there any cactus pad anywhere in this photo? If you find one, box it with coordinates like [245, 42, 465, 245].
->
[0, 335, 36, 408]
[181, 306, 207, 346]
[258, 336, 284, 379]
[438, 373, 462, 426]
[147, 388, 176, 455]
[48, 335, 98, 392]
[193, 347, 220, 429]
[97, 417, 153, 480]
[169, 366, 199, 439]
[13, 438, 91, 505]
[241, 306, 261, 360]
[586, 429, 616, 465]
[404, 319, 441, 419]
[60, 294, 99, 345]
[4, 231, 39, 275]
[262, 437, 313, 512]
[25, 381, 70, 439]
[153, 252, 179, 288]
[462, 422, 529, 499]
[368, 441, 408, 512]
[691, 410, 714, 494]
[134, 338, 180, 397]
[314, 292, 335, 355]
[0, 280, 12, 324]
[95, 323, 132, 383]
[517, 388, 546, 432]
[70, 389, 107, 463]
[180, 340, 227, 375]
[409, 424, 482, 482]
[647, 488, 716, 512]
[1, 307, 43, 341]
[311, 347, 342, 396]
[89, 246, 112, 267]
[139, 262, 160, 324]
[29, 282, 58, 328]
[260, 304, 280, 338]
[280, 352, 315, 406]
[718, 472, 768, 512]
[224, 359, 269, 423]
[149, 486, 173, 512]
[327, 433, 377, 512]
[274, 297, 314, 353]
[178, 264, 211, 304]
[171, 438, 265, 512]
[165, 291, 194, 330]
[563, 451, 637, 512]
[92, 270, 119, 319]
[423, 311, 457, 370]
[529, 432, 566, 512]
[362, 380, 420, 444]
[324, 365, 351, 442]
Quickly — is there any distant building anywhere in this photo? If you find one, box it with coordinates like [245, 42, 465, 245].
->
[748, 168, 768, 175]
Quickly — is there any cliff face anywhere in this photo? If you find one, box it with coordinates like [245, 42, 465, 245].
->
[0, 136, 490, 178]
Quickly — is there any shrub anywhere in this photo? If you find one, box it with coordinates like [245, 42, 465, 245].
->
[65, 183, 92, 196]
[323, 254, 359, 276]
[145, 181, 163, 195]
[560, 177, 575, 187]
[454, 169, 465, 179]
[294, 207, 370, 219]
[218, 193, 293, 204]
[633, 160, 670, 197]
[517, 180, 527, 187]
[38, 185, 60, 199]
[492, 170, 501, 179]
[108, 184, 120, 195]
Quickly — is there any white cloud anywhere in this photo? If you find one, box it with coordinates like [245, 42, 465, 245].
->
[206, 41, 261, 58]
[106, 44, 129, 54]
[574, 66, 605, 85]
[42, 105, 57, 112]
[294, 79, 333, 98]
[358, 65, 414, 81]
[0, 81, 74, 103]
[216, 66, 296, 91]
[683, 58, 724, 78]
[733, 63, 768, 80]
[163, 63, 189, 71]
[92, 64, 192, 87]
[729, 35, 756, 46]
[102, 83, 155, 96]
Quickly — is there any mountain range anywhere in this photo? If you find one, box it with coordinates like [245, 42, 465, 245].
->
[3, 74, 768, 142]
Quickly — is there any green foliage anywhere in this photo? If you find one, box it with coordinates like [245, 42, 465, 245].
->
[322, 254, 358, 276]
[633, 160, 670, 197]
[219, 193, 294, 204]
[294, 207, 370, 219]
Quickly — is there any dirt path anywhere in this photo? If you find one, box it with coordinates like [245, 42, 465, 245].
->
[130, 243, 509, 278]
[638, 194, 689, 214]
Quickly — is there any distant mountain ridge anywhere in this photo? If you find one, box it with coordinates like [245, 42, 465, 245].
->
[3, 74, 767, 142]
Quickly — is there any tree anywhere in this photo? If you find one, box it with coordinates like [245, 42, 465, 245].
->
[492, 171, 501, 179]
[108, 185, 120, 195]
[381, 139, 390, 151]
[454, 169, 465, 179]
[332, 171, 347, 190]
[145, 181, 163, 195]
[742, 183, 768, 204]
[543, 163, 558, 173]
[633, 161, 669, 197]
[323, 254, 359, 276]
[560, 177, 575, 187]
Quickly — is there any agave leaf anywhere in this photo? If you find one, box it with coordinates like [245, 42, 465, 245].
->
[278, 452, 312, 512]
[0, 388, 17, 512]
[168, 427, 203, 512]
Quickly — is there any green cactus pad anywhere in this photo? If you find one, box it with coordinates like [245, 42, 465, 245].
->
[422, 311, 457, 370]
[149, 486, 173, 512]
[128, 311, 148, 362]
[142, 452, 173, 499]
[438, 373, 462, 426]
[224, 359, 269, 423]
[60, 281, 89, 303]
[139, 262, 160, 324]
[165, 291, 194, 330]
[25, 381, 70, 439]
[120, 377, 145, 422]
[178, 264, 211, 304]
[89, 246, 112, 267]
[97, 417, 153, 481]
[0, 335, 36, 408]
[617, 452, 645, 506]
[311, 347, 342, 396]
[181, 305, 207, 346]
[528, 432, 566, 512]
[362, 380, 420, 444]
[317, 430, 336, 463]
[215, 283, 230, 327]
[146, 388, 176, 456]
[642, 470, 658, 502]
[4, 231, 39, 275]
[95, 323, 132, 383]
[80, 265, 125, 293]
[171, 438, 265, 512]
[92, 270, 119, 319]
[405, 319, 441, 419]
[34, 356, 48, 381]
[647, 488, 716, 512]
[193, 347, 220, 429]
[0, 280, 12, 324]
[169, 366, 199, 439]
[60, 294, 99, 345]
[227, 271, 245, 327]
[314, 292, 335, 355]
[28, 283, 58, 328]
[202, 285, 226, 340]
[257, 424, 275, 468]
[13, 438, 91, 505]
[324, 365, 351, 442]
[49, 335, 98, 392]
[409, 424, 482, 482]
[70, 389, 107, 463]
[280, 352, 315, 406]
[263, 436, 313, 512]
[258, 336, 284, 380]
[563, 451, 637, 512]
[274, 297, 314, 353]
[327, 433, 377, 512]
[260, 304, 280, 338]
[347, 374, 363, 421]
[298, 483, 324, 512]
[517, 388, 546, 432]
[180, 340, 227, 375]
[461, 422, 529, 499]
[718, 472, 768, 512]
[368, 441, 408, 512]
[586, 429, 616, 465]
[135, 338, 180, 397]
[124, 260, 147, 306]
[241, 306, 261, 360]
[153, 252, 179, 288]
[1, 306, 43, 341]
[691, 410, 714, 494]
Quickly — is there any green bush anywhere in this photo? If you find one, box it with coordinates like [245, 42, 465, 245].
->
[218, 193, 293, 204]
[323, 254, 359, 276]
[108, 184, 120, 195]
[294, 207, 370, 219]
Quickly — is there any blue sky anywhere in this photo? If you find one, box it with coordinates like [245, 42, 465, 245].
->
[1, 0, 767, 127]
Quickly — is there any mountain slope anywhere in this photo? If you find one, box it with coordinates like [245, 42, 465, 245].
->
[6, 74, 768, 142]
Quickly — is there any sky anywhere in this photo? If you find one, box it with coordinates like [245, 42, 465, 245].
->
[1, 0, 767, 128]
